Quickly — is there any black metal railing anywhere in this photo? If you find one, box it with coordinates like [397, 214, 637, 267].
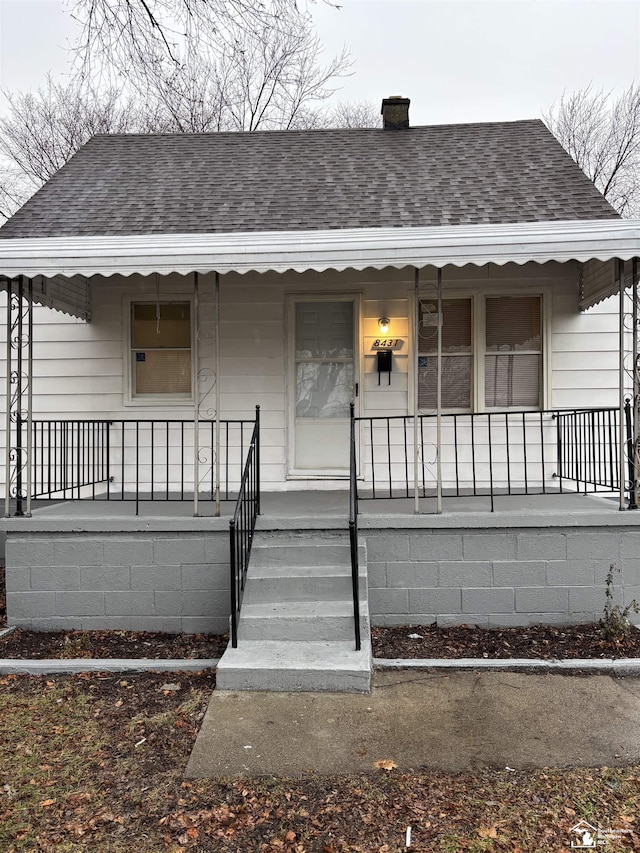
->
[229, 407, 261, 648]
[32, 420, 111, 499]
[625, 398, 638, 510]
[554, 407, 621, 495]
[348, 402, 361, 651]
[355, 407, 624, 509]
[30, 416, 257, 507]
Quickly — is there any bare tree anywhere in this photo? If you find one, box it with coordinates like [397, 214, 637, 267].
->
[0, 76, 145, 217]
[0, 163, 28, 222]
[0, 5, 352, 222]
[66, 0, 337, 81]
[142, 13, 351, 133]
[323, 100, 380, 129]
[544, 84, 640, 217]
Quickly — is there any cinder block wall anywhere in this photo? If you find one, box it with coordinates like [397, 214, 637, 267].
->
[365, 527, 640, 627]
[5, 531, 230, 633]
[5, 524, 640, 633]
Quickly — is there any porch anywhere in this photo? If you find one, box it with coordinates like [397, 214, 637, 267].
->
[2, 394, 639, 634]
[4, 484, 640, 623]
[8, 485, 629, 522]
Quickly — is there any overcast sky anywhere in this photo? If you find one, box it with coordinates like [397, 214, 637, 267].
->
[0, 0, 638, 124]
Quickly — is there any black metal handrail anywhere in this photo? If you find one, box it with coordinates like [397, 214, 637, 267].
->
[30, 417, 256, 506]
[349, 402, 361, 652]
[354, 406, 623, 507]
[229, 406, 260, 648]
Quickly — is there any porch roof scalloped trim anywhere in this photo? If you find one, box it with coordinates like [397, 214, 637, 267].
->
[0, 218, 638, 317]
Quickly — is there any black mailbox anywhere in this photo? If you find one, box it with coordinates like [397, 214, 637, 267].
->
[377, 349, 392, 384]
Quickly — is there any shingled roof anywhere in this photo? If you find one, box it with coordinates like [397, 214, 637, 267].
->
[0, 119, 618, 239]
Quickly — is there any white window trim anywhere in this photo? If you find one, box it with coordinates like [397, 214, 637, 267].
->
[410, 283, 552, 414]
[122, 294, 196, 407]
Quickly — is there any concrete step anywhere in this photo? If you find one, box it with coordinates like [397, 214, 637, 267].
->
[216, 639, 372, 692]
[236, 599, 368, 642]
[250, 537, 365, 568]
[243, 564, 368, 604]
[225, 531, 371, 693]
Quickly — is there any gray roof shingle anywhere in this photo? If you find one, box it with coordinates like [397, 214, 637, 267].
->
[0, 119, 618, 238]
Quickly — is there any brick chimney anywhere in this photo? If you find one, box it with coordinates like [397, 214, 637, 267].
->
[381, 96, 410, 129]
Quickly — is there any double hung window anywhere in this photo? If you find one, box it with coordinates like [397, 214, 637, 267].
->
[129, 302, 192, 400]
[417, 293, 543, 411]
[484, 296, 542, 408]
[418, 298, 472, 409]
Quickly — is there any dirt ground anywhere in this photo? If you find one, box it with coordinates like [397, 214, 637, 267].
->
[1, 621, 639, 661]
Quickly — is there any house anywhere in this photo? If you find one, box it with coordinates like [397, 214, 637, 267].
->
[0, 96, 638, 691]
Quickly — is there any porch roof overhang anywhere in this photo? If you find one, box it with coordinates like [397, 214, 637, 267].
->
[1, 218, 638, 319]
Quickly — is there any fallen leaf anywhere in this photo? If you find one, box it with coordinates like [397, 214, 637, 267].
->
[285, 830, 296, 842]
[477, 825, 498, 839]
[186, 827, 199, 839]
[40, 799, 56, 808]
[374, 759, 398, 771]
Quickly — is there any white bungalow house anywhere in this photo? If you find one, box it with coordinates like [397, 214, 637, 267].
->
[0, 96, 638, 691]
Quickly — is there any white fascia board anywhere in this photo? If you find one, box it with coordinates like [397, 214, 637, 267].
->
[0, 219, 638, 279]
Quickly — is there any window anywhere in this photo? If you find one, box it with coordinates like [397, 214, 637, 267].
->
[130, 302, 192, 399]
[417, 293, 543, 411]
[485, 296, 541, 408]
[418, 298, 472, 409]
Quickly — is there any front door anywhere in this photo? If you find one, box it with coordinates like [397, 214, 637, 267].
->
[289, 297, 358, 476]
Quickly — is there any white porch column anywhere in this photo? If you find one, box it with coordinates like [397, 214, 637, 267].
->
[619, 259, 627, 510]
[193, 270, 221, 517]
[214, 271, 221, 518]
[413, 267, 442, 514]
[632, 257, 639, 509]
[193, 272, 200, 516]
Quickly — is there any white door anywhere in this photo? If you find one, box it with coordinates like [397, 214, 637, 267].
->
[290, 298, 358, 476]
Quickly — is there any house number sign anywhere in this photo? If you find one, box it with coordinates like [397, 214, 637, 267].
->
[371, 338, 403, 350]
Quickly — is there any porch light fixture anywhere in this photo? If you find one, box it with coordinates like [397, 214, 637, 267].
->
[378, 317, 390, 334]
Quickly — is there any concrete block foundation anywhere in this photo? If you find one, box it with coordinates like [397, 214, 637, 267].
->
[3, 507, 640, 633]
[365, 524, 640, 628]
[5, 528, 230, 632]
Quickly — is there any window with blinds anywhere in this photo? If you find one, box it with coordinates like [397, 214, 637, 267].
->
[485, 295, 541, 408]
[418, 298, 472, 409]
[131, 302, 192, 397]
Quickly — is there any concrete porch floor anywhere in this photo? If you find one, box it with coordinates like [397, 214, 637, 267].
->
[11, 488, 638, 533]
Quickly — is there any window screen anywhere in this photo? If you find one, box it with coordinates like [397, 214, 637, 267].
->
[131, 302, 192, 397]
[484, 296, 541, 408]
[418, 298, 472, 410]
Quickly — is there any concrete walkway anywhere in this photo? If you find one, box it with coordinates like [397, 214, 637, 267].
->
[186, 670, 640, 777]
